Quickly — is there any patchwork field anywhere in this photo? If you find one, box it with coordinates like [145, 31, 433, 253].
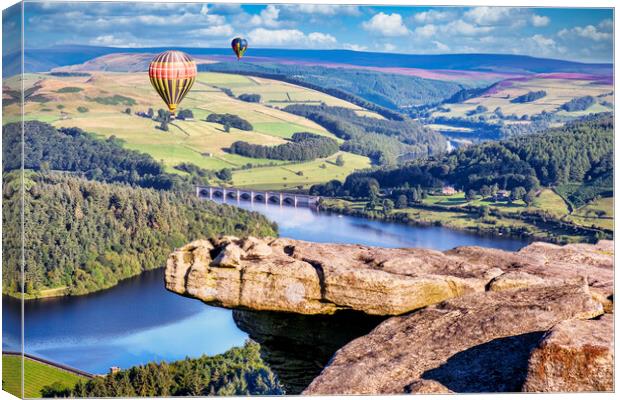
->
[421, 189, 612, 232]
[232, 151, 371, 190]
[2, 355, 84, 398]
[4, 72, 374, 187]
[432, 74, 613, 121]
[568, 196, 614, 230]
[422, 189, 570, 218]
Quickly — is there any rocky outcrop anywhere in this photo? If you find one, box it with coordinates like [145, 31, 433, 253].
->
[304, 282, 604, 394]
[523, 314, 614, 392]
[166, 237, 613, 394]
[166, 237, 613, 316]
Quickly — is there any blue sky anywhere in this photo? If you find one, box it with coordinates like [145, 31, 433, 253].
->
[23, 2, 613, 62]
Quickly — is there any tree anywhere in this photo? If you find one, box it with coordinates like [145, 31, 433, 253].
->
[159, 121, 169, 132]
[396, 195, 408, 209]
[147, 108, 154, 118]
[125, 108, 132, 114]
[491, 183, 499, 196]
[223, 122, 231, 133]
[480, 185, 492, 198]
[365, 200, 377, 212]
[523, 190, 536, 206]
[157, 109, 171, 122]
[335, 154, 345, 167]
[177, 109, 194, 120]
[479, 205, 490, 218]
[511, 186, 527, 202]
[216, 168, 233, 181]
[466, 190, 477, 202]
[382, 199, 394, 215]
[41, 382, 72, 398]
[410, 187, 420, 203]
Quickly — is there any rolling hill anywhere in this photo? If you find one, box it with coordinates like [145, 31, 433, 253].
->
[3, 70, 381, 189]
[13, 45, 613, 77]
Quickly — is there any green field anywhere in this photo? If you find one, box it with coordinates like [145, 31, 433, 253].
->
[421, 189, 569, 217]
[232, 151, 370, 190]
[4, 71, 372, 189]
[431, 76, 613, 121]
[326, 186, 611, 242]
[2, 355, 84, 398]
[568, 197, 614, 230]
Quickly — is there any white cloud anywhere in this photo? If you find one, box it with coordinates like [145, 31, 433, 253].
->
[464, 7, 514, 25]
[442, 20, 493, 36]
[307, 32, 337, 45]
[531, 34, 555, 48]
[362, 12, 410, 37]
[526, 34, 566, 56]
[343, 43, 368, 51]
[250, 5, 281, 28]
[284, 5, 360, 16]
[200, 5, 209, 16]
[413, 9, 453, 23]
[414, 24, 437, 38]
[531, 14, 550, 27]
[433, 41, 450, 52]
[598, 19, 613, 31]
[89, 34, 139, 47]
[559, 24, 612, 41]
[248, 28, 336, 47]
[190, 24, 233, 37]
[384, 43, 396, 52]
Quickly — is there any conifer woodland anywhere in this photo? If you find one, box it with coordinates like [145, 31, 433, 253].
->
[42, 342, 283, 397]
[2, 122, 276, 297]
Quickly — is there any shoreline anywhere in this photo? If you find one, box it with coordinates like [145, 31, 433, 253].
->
[6, 197, 610, 301]
[319, 199, 610, 245]
[2, 266, 166, 301]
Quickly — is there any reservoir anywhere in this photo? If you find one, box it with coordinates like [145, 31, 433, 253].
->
[2, 200, 529, 374]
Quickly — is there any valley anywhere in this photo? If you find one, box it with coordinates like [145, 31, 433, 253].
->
[2, 43, 614, 397]
[4, 70, 376, 189]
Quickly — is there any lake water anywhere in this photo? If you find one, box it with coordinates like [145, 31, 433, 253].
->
[2, 200, 529, 374]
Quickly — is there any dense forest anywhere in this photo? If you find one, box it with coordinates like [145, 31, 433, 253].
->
[560, 95, 595, 111]
[2, 171, 276, 296]
[42, 341, 283, 397]
[3, 122, 185, 190]
[443, 84, 495, 104]
[199, 62, 464, 112]
[283, 104, 446, 165]
[310, 114, 613, 200]
[511, 90, 547, 103]
[230, 132, 339, 161]
[238, 93, 261, 103]
[206, 113, 253, 131]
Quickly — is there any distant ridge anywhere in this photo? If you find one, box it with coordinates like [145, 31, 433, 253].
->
[5, 45, 612, 77]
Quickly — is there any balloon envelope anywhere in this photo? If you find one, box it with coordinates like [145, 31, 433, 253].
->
[231, 37, 248, 60]
[148, 50, 197, 115]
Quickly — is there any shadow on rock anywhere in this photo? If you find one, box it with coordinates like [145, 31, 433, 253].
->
[418, 331, 545, 393]
[233, 309, 386, 394]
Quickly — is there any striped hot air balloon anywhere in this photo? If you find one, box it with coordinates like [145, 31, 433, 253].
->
[148, 50, 197, 116]
[231, 37, 248, 60]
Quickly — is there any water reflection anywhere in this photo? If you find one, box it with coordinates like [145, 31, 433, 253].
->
[3, 198, 529, 374]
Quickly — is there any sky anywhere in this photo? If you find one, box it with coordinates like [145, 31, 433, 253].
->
[21, 2, 614, 62]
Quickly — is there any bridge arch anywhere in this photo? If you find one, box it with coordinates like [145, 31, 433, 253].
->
[268, 195, 280, 204]
[240, 192, 252, 200]
[226, 191, 237, 199]
[213, 190, 223, 198]
[254, 194, 265, 202]
[283, 197, 296, 206]
[198, 189, 209, 197]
